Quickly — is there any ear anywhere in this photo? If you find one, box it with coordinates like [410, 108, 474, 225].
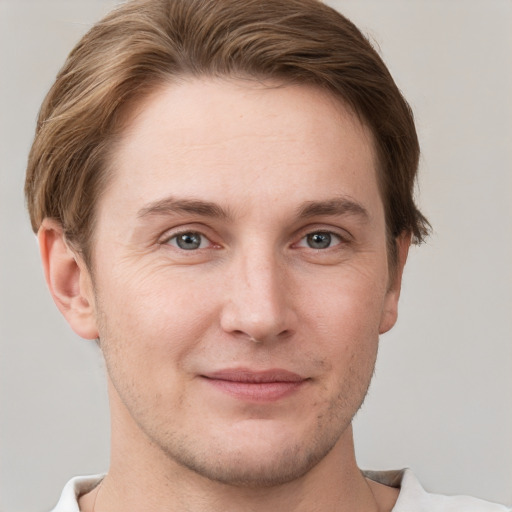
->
[38, 219, 99, 339]
[379, 232, 411, 335]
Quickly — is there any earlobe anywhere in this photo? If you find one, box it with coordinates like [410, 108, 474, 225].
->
[379, 232, 411, 335]
[38, 219, 99, 340]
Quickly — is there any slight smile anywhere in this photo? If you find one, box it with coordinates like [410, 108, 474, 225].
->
[201, 368, 309, 402]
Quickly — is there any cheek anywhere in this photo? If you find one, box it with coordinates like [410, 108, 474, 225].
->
[95, 264, 221, 373]
[303, 262, 389, 337]
[94, 270, 222, 426]
[299, 262, 388, 380]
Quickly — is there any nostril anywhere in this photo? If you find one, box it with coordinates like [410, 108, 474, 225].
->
[230, 330, 292, 344]
[277, 329, 293, 340]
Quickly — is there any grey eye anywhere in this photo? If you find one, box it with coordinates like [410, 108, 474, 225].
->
[306, 232, 333, 249]
[171, 232, 204, 250]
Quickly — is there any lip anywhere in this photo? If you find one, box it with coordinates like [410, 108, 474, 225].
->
[201, 368, 307, 402]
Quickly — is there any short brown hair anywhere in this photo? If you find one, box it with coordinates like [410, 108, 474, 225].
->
[25, 0, 430, 265]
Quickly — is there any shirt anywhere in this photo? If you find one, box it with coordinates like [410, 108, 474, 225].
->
[50, 469, 511, 511]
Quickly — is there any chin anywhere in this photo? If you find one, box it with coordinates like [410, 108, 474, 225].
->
[170, 443, 327, 488]
[159, 419, 347, 488]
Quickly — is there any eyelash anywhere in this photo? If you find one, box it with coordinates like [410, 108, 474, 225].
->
[161, 228, 348, 252]
[163, 230, 216, 251]
[295, 231, 344, 250]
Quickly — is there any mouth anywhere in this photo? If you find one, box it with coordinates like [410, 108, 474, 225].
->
[200, 368, 308, 402]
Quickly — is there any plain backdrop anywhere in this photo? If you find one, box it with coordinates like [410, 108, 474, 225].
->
[1, 1, 511, 511]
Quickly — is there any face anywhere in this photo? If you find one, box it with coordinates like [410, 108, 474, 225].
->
[83, 78, 404, 486]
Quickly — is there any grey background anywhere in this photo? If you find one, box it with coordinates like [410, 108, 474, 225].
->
[1, 1, 511, 510]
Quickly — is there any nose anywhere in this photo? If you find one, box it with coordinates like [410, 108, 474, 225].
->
[220, 248, 297, 343]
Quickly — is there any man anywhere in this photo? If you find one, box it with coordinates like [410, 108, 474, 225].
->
[23, 0, 510, 511]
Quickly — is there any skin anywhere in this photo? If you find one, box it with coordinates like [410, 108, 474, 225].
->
[40, 78, 409, 511]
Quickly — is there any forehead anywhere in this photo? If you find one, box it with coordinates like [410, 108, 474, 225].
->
[99, 78, 381, 224]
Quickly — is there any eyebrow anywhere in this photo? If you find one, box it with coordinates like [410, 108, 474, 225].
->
[296, 197, 370, 221]
[137, 195, 369, 222]
[137, 197, 231, 220]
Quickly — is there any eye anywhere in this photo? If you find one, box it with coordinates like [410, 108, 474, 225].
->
[167, 231, 210, 250]
[298, 231, 342, 249]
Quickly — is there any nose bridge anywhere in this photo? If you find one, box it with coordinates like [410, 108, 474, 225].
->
[242, 245, 282, 307]
[221, 241, 294, 341]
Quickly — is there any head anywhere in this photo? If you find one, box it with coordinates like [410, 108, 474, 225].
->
[26, 0, 428, 267]
[26, 0, 429, 489]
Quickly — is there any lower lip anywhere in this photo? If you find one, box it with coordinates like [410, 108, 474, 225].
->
[203, 378, 305, 402]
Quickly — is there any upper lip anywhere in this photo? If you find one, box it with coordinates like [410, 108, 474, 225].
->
[202, 368, 306, 383]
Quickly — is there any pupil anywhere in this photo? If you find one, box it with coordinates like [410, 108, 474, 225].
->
[308, 232, 331, 249]
[177, 232, 201, 250]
